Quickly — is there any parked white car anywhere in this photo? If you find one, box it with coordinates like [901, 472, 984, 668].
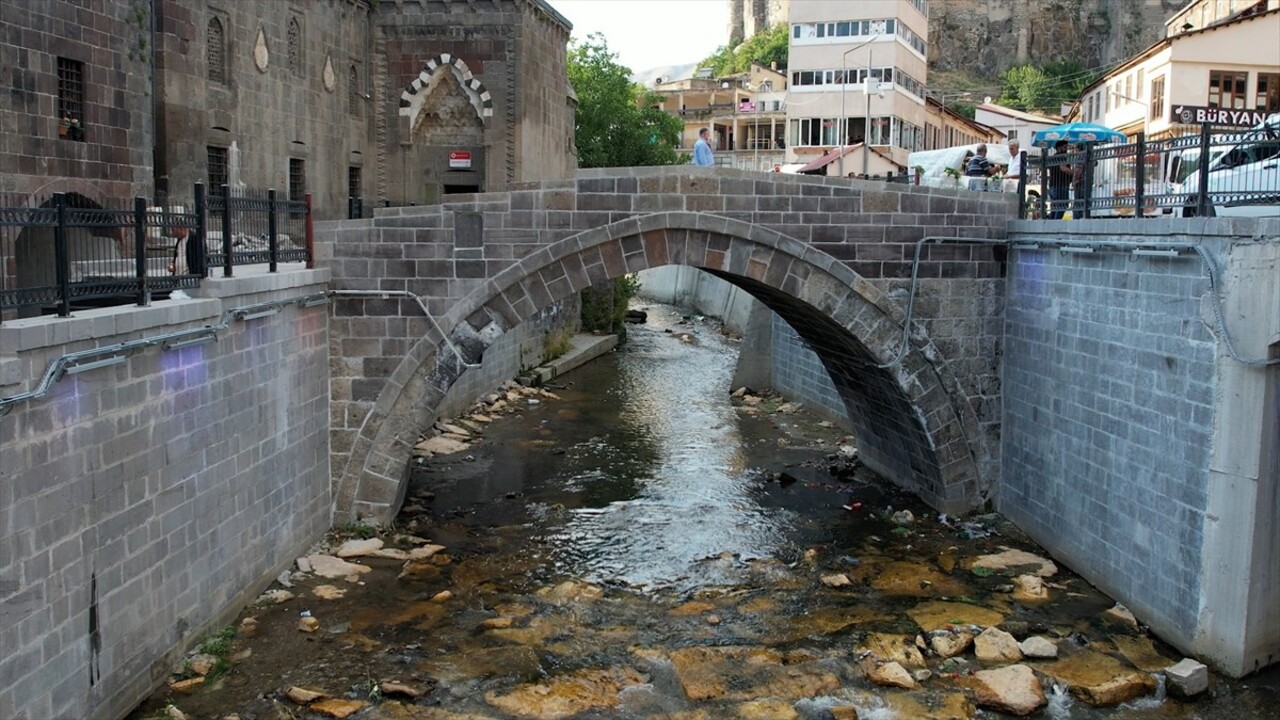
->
[1179, 114, 1280, 217]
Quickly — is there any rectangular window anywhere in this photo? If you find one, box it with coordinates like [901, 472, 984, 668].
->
[348, 166, 362, 201]
[57, 57, 84, 140]
[207, 146, 229, 195]
[793, 24, 800, 39]
[1208, 70, 1248, 109]
[1136, 69, 1144, 98]
[1257, 73, 1280, 113]
[869, 116, 891, 145]
[1150, 76, 1165, 121]
[289, 158, 305, 204]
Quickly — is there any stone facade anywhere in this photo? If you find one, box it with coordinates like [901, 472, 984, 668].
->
[1001, 219, 1280, 677]
[317, 168, 1014, 522]
[0, 0, 154, 206]
[0, 0, 574, 218]
[0, 271, 331, 720]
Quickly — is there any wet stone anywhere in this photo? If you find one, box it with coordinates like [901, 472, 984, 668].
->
[1040, 649, 1157, 706]
[1111, 634, 1174, 671]
[1018, 636, 1058, 659]
[860, 632, 927, 668]
[930, 630, 975, 658]
[969, 548, 1058, 577]
[907, 600, 1005, 632]
[310, 698, 367, 718]
[975, 627, 1023, 663]
[968, 664, 1046, 716]
[483, 667, 646, 719]
[868, 661, 917, 689]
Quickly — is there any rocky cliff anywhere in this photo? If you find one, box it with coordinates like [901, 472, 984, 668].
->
[928, 0, 1190, 79]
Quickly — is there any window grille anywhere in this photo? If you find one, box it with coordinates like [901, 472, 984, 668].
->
[207, 18, 226, 84]
[208, 146, 229, 195]
[289, 158, 306, 204]
[56, 58, 84, 140]
[287, 18, 302, 76]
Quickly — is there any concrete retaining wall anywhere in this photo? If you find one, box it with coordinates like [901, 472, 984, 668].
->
[0, 269, 332, 720]
[1001, 219, 1280, 677]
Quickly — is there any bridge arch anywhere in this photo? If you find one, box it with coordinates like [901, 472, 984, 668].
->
[335, 212, 985, 524]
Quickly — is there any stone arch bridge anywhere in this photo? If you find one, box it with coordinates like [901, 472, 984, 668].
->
[318, 168, 1016, 523]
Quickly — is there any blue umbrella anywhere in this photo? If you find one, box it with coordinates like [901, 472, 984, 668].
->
[1031, 122, 1128, 147]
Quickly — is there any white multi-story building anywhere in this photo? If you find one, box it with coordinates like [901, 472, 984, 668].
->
[784, 0, 930, 175]
[1070, 0, 1279, 139]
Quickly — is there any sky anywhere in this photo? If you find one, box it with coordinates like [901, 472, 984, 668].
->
[550, 0, 729, 74]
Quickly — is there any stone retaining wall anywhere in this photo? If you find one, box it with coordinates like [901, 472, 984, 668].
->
[0, 269, 331, 720]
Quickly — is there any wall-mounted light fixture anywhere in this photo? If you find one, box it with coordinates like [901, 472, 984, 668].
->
[58, 354, 128, 379]
[162, 331, 219, 351]
[235, 306, 281, 321]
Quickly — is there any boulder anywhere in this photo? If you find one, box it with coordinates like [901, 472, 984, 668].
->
[820, 573, 852, 588]
[168, 677, 204, 693]
[335, 537, 384, 558]
[1102, 604, 1140, 630]
[380, 681, 423, 698]
[975, 627, 1023, 663]
[408, 544, 447, 560]
[187, 654, 218, 676]
[298, 616, 320, 633]
[312, 585, 346, 600]
[970, 664, 1046, 716]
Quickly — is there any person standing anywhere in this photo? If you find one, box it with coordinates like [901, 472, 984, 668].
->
[1047, 139, 1073, 219]
[1003, 140, 1022, 191]
[692, 128, 715, 167]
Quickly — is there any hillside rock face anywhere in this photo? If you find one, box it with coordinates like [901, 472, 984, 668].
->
[928, 0, 1188, 77]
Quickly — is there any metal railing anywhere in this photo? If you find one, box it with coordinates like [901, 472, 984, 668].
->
[0, 183, 312, 321]
[1018, 121, 1280, 220]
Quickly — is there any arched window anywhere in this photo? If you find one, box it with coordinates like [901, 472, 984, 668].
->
[287, 18, 301, 76]
[349, 65, 360, 115]
[207, 18, 225, 84]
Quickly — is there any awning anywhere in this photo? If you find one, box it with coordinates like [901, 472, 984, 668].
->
[795, 145, 862, 173]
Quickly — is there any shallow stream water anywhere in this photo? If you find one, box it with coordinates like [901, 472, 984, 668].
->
[132, 303, 1280, 720]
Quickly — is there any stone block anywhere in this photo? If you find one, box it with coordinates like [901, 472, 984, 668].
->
[1165, 659, 1208, 698]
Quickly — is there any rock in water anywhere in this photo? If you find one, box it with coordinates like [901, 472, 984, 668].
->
[975, 627, 1023, 663]
[868, 661, 917, 689]
[820, 574, 852, 588]
[971, 664, 1046, 716]
[285, 686, 326, 704]
[309, 698, 367, 718]
[1019, 636, 1058, 659]
[304, 555, 372, 579]
[930, 630, 975, 658]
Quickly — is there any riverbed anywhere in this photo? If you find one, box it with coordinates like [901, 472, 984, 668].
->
[131, 303, 1280, 720]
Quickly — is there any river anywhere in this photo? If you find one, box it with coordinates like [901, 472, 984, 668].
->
[130, 302, 1280, 720]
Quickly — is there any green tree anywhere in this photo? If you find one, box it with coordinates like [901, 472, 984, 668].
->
[699, 23, 789, 76]
[998, 61, 1098, 113]
[997, 65, 1053, 112]
[568, 33, 684, 168]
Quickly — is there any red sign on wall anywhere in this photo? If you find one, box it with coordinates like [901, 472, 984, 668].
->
[448, 150, 472, 169]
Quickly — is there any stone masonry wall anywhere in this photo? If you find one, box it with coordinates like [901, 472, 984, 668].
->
[0, 0, 154, 205]
[0, 270, 331, 720]
[152, 0, 375, 214]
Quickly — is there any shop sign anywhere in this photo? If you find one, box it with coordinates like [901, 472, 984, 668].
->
[1170, 105, 1270, 127]
[448, 150, 472, 169]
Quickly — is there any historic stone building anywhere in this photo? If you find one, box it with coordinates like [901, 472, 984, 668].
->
[0, 0, 575, 219]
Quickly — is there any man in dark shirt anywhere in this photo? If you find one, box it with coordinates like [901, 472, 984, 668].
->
[965, 144, 997, 177]
[1047, 139, 1073, 219]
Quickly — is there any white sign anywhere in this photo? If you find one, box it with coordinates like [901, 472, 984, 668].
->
[448, 150, 472, 169]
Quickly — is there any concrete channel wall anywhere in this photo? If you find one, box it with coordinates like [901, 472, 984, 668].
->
[0, 270, 332, 720]
[636, 266, 852, 427]
[1001, 219, 1280, 677]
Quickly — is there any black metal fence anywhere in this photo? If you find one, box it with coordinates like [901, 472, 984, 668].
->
[0, 183, 312, 321]
[1019, 121, 1280, 220]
